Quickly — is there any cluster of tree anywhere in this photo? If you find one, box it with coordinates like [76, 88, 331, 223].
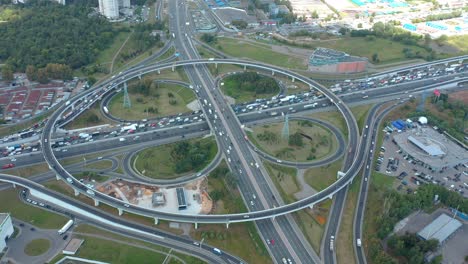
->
[257, 130, 279, 144]
[288, 132, 304, 147]
[171, 140, 214, 174]
[231, 20, 248, 29]
[349, 22, 438, 61]
[208, 164, 238, 202]
[387, 233, 440, 264]
[131, 78, 155, 96]
[411, 10, 462, 23]
[119, 22, 163, 61]
[407, 94, 467, 141]
[24, 64, 73, 83]
[200, 33, 217, 44]
[277, 12, 297, 24]
[368, 183, 468, 264]
[226, 72, 279, 95]
[144, 106, 158, 114]
[375, 184, 468, 240]
[0, 1, 117, 71]
[0, 6, 23, 21]
[289, 30, 322, 39]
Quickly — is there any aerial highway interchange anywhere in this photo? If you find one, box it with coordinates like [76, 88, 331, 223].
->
[0, 1, 467, 263]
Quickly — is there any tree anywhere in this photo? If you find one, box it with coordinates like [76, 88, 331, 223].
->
[231, 19, 248, 29]
[372, 21, 385, 36]
[311, 10, 319, 19]
[424, 33, 431, 45]
[200, 34, 217, 44]
[435, 34, 448, 46]
[1, 65, 14, 82]
[26, 65, 37, 81]
[372, 53, 379, 63]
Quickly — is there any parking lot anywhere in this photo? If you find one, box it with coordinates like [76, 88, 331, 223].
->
[375, 128, 468, 198]
[395, 208, 468, 264]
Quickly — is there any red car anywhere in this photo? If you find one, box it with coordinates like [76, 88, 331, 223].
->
[270, 239, 275, 245]
[2, 163, 15, 169]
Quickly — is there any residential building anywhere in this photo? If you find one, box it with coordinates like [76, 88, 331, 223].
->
[99, 0, 119, 19]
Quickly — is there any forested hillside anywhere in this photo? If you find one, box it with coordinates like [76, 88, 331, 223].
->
[0, 0, 116, 71]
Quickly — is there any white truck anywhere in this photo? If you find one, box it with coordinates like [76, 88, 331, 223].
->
[103, 106, 109, 114]
[58, 220, 74, 235]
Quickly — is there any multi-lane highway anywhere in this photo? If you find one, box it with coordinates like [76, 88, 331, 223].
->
[1, 4, 467, 263]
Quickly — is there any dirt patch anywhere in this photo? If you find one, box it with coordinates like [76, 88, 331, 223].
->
[429, 42, 460, 54]
[448, 90, 468, 104]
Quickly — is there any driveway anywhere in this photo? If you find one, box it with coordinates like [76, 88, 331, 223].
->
[2, 219, 67, 264]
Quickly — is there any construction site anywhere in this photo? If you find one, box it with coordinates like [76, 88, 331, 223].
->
[96, 178, 213, 215]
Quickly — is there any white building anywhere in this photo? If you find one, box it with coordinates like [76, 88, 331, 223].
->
[99, 0, 119, 19]
[118, 0, 130, 8]
[0, 213, 14, 253]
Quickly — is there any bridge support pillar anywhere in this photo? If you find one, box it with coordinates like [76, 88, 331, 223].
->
[291, 77, 295, 82]
[194, 222, 198, 229]
[12, 183, 16, 188]
[74, 189, 79, 196]
[56, 174, 61, 180]
[243, 65, 246, 71]
[215, 63, 218, 69]
[271, 70, 275, 76]
[94, 199, 99, 206]
[308, 204, 314, 210]
[71, 104, 75, 110]
[118, 208, 123, 216]
[226, 221, 230, 229]
[154, 218, 159, 225]
[337, 171, 345, 179]
[138, 75, 141, 80]
[328, 194, 333, 200]
[157, 69, 161, 74]
[172, 65, 175, 72]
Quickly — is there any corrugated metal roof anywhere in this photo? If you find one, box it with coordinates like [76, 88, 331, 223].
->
[408, 136, 445, 156]
[418, 214, 462, 242]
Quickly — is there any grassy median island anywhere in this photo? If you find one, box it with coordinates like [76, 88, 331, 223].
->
[133, 137, 217, 179]
[24, 239, 51, 256]
[213, 37, 307, 70]
[108, 78, 195, 120]
[249, 120, 337, 162]
[192, 159, 272, 264]
[0, 189, 67, 229]
[262, 160, 333, 254]
[221, 72, 280, 103]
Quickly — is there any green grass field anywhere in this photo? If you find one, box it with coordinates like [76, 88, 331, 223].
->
[0, 189, 67, 229]
[24, 239, 50, 256]
[322, 37, 430, 64]
[447, 35, 468, 53]
[249, 120, 337, 162]
[108, 83, 195, 120]
[264, 161, 299, 203]
[190, 222, 272, 264]
[133, 136, 217, 179]
[95, 31, 132, 67]
[84, 160, 113, 170]
[221, 75, 280, 103]
[304, 158, 343, 191]
[4, 163, 50, 178]
[351, 104, 374, 132]
[336, 174, 361, 264]
[214, 37, 307, 70]
[72, 235, 168, 264]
